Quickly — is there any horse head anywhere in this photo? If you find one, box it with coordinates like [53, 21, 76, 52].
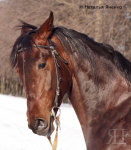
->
[11, 12, 72, 137]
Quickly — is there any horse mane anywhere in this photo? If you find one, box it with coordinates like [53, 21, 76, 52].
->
[54, 27, 131, 82]
[10, 22, 131, 82]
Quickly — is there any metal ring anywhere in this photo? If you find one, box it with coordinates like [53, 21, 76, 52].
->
[52, 106, 61, 117]
[50, 46, 54, 50]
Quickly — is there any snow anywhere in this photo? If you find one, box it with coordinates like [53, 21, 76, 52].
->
[0, 94, 86, 150]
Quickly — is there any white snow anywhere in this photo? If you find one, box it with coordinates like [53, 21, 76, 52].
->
[0, 94, 86, 150]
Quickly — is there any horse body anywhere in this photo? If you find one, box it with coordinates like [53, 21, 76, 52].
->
[11, 12, 131, 150]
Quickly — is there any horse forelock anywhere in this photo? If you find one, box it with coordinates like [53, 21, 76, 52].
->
[10, 22, 38, 68]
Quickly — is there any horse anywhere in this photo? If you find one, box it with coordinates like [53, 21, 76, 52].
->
[10, 12, 131, 150]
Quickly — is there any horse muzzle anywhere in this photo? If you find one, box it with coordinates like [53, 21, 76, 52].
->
[29, 117, 54, 136]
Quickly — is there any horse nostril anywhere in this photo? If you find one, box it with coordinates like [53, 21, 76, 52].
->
[29, 118, 48, 134]
[36, 119, 48, 131]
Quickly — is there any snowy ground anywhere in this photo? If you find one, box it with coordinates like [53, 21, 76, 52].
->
[0, 94, 86, 150]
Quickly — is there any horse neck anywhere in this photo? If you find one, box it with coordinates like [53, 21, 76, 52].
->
[52, 35, 131, 149]
[67, 50, 131, 149]
[67, 55, 93, 145]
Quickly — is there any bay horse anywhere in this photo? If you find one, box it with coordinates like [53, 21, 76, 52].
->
[10, 12, 131, 150]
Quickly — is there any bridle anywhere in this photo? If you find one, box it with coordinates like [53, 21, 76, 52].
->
[17, 39, 69, 150]
[34, 39, 68, 109]
[17, 39, 68, 110]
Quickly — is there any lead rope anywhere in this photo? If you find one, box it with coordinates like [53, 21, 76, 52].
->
[48, 108, 61, 150]
[47, 44, 61, 150]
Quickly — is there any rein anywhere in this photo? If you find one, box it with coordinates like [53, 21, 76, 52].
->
[17, 39, 68, 150]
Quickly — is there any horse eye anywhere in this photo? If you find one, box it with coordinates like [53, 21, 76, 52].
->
[38, 63, 46, 69]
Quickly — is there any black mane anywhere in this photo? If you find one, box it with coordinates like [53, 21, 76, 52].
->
[10, 22, 131, 82]
[54, 27, 131, 82]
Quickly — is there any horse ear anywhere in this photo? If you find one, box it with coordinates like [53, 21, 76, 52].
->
[37, 11, 54, 39]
